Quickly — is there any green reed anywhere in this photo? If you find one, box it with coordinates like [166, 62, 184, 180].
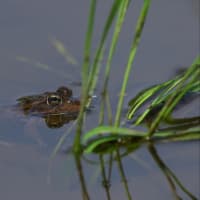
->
[73, 0, 152, 152]
[44, 0, 200, 157]
[72, 0, 200, 152]
[51, 1, 199, 199]
[72, 3, 152, 199]
[73, 0, 129, 152]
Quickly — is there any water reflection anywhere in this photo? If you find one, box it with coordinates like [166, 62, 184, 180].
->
[69, 142, 198, 200]
[148, 144, 197, 200]
[43, 113, 78, 128]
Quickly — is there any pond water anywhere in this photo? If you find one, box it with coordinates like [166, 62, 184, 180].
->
[0, 0, 199, 199]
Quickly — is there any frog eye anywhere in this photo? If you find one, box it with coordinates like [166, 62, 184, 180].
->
[67, 100, 72, 104]
[47, 94, 62, 106]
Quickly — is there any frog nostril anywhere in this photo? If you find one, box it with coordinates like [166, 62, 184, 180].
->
[47, 95, 62, 106]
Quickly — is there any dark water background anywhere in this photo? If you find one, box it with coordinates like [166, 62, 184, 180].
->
[0, 1, 199, 199]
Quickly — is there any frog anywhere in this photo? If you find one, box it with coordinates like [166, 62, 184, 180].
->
[16, 86, 80, 128]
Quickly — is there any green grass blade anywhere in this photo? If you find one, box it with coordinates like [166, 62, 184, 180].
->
[99, 0, 130, 126]
[73, 0, 97, 152]
[83, 125, 146, 144]
[88, 0, 123, 95]
[115, 0, 152, 126]
[82, 0, 96, 92]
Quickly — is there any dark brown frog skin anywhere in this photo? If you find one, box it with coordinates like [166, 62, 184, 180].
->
[17, 86, 80, 128]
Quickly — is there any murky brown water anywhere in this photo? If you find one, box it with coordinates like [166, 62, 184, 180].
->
[0, 0, 199, 199]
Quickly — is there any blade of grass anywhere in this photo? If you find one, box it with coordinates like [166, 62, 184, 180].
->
[83, 125, 146, 144]
[163, 65, 200, 118]
[74, 0, 123, 152]
[148, 57, 200, 137]
[73, 0, 97, 153]
[99, 0, 130, 126]
[88, 0, 123, 95]
[115, 0, 151, 127]
[82, 0, 96, 92]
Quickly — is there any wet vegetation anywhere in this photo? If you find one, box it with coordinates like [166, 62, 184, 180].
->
[50, 0, 199, 199]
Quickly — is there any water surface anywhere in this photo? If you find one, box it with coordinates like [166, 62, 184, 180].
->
[0, 1, 199, 199]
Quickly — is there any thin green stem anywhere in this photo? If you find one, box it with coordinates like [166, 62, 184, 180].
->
[88, 0, 122, 96]
[114, 0, 151, 127]
[82, 0, 96, 92]
[73, 0, 97, 153]
[99, 0, 129, 126]
[103, 0, 129, 92]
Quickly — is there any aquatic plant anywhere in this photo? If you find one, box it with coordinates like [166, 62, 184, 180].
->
[52, 1, 199, 199]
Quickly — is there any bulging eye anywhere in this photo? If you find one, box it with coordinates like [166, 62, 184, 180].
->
[47, 94, 62, 106]
[67, 100, 71, 104]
